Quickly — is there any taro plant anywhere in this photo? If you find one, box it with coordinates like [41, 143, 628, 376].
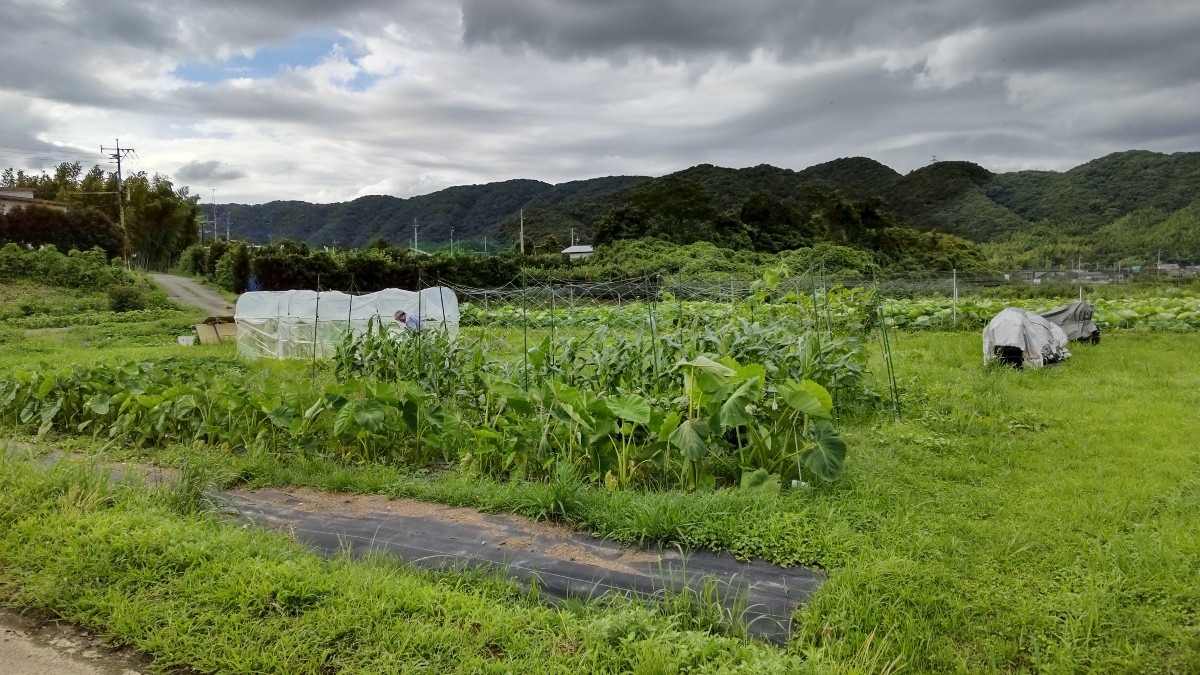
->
[667, 354, 848, 491]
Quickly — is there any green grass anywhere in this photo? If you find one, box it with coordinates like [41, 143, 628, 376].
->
[2, 329, 1199, 672]
[0, 278, 213, 368]
[0, 457, 880, 674]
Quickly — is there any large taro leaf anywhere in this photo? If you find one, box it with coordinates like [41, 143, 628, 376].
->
[779, 380, 832, 419]
[553, 402, 593, 432]
[265, 402, 295, 431]
[85, 393, 111, 416]
[658, 411, 681, 442]
[740, 467, 781, 493]
[669, 417, 710, 461]
[353, 398, 387, 433]
[489, 380, 532, 414]
[805, 419, 847, 481]
[676, 356, 735, 399]
[605, 393, 651, 425]
[333, 402, 356, 436]
[717, 376, 762, 429]
[800, 380, 833, 414]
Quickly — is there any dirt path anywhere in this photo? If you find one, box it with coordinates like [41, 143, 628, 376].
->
[0, 610, 148, 675]
[148, 274, 234, 316]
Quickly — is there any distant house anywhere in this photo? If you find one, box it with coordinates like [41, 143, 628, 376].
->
[561, 244, 594, 260]
[0, 187, 67, 215]
[1076, 270, 1111, 283]
[1019, 270, 1066, 283]
[1158, 263, 1183, 277]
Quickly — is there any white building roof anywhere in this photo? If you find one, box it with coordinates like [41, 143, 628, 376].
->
[561, 245, 594, 254]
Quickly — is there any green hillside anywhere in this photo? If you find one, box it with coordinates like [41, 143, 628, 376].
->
[216, 150, 1200, 267]
[984, 150, 1200, 230]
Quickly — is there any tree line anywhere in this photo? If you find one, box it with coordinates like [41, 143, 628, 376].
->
[2, 162, 200, 269]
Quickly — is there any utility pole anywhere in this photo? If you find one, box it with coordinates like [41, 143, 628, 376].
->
[210, 187, 217, 242]
[412, 218, 418, 252]
[450, 227, 454, 254]
[101, 140, 134, 258]
[483, 236, 487, 254]
[225, 213, 230, 242]
[570, 228, 575, 246]
[519, 209, 525, 255]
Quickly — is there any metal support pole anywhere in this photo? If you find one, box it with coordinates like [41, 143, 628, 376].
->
[311, 275, 321, 380]
[952, 268, 958, 327]
[417, 275, 424, 381]
[649, 275, 661, 389]
[521, 269, 530, 393]
[547, 282, 555, 371]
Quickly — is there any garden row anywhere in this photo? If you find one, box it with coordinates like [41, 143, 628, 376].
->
[1, 316, 869, 492]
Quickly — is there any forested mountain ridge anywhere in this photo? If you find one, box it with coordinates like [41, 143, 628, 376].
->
[214, 150, 1200, 264]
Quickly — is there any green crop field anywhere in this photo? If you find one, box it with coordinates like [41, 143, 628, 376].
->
[1, 264, 1198, 672]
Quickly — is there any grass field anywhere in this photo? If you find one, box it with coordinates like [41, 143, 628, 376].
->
[1, 276, 1198, 672]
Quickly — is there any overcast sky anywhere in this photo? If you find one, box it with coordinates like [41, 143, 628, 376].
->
[1, 0, 1197, 204]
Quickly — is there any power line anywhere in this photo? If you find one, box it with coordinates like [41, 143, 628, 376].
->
[101, 139, 135, 254]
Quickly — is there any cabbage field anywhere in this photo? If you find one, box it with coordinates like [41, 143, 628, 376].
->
[460, 294, 1200, 332]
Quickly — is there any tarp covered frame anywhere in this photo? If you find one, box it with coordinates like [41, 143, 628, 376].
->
[983, 307, 1071, 368]
[1041, 301, 1100, 343]
[235, 287, 459, 360]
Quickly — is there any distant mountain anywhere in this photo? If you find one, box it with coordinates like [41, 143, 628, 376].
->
[216, 176, 648, 248]
[214, 150, 1200, 254]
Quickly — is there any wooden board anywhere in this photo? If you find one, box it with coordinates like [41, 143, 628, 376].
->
[193, 324, 221, 345]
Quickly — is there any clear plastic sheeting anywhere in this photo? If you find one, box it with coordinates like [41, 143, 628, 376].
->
[982, 307, 1071, 368]
[235, 287, 459, 360]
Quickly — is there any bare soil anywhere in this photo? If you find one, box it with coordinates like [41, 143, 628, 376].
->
[0, 610, 149, 675]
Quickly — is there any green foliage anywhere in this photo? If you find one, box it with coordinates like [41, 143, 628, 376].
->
[214, 242, 253, 293]
[0, 243, 135, 288]
[106, 284, 147, 312]
[0, 205, 123, 257]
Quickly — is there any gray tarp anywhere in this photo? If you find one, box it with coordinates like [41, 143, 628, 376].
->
[1041, 301, 1099, 341]
[983, 307, 1071, 368]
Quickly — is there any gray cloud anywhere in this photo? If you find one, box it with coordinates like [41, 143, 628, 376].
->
[459, 0, 1110, 62]
[0, 0, 1197, 204]
[176, 160, 246, 183]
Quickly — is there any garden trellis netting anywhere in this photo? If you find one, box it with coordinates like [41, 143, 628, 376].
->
[235, 287, 459, 360]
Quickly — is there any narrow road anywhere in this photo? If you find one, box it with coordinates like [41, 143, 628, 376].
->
[149, 274, 234, 316]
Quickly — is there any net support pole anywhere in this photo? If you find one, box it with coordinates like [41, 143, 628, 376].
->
[549, 280, 557, 370]
[872, 266, 900, 422]
[341, 293, 353, 384]
[311, 274, 321, 380]
[952, 268, 958, 328]
[649, 274, 661, 387]
[417, 274, 424, 382]
[521, 269, 530, 393]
